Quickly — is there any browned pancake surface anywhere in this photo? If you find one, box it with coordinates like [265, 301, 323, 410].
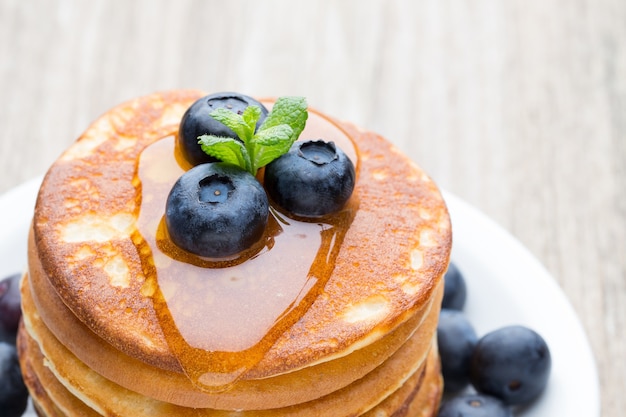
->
[32, 91, 452, 377]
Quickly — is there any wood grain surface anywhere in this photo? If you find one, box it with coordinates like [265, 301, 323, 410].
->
[1, 0, 624, 415]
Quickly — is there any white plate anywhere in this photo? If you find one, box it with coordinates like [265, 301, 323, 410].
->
[0, 178, 600, 417]
[443, 191, 600, 416]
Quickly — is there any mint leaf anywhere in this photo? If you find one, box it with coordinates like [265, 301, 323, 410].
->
[198, 135, 250, 171]
[199, 96, 308, 176]
[259, 97, 308, 143]
[242, 105, 262, 135]
[253, 124, 294, 146]
[209, 107, 257, 143]
[251, 124, 294, 171]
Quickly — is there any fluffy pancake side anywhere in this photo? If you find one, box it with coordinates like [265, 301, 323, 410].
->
[21, 271, 442, 411]
[18, 316, 441, 417]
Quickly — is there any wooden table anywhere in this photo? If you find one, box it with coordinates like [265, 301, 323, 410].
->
[1, 1, 623, 415]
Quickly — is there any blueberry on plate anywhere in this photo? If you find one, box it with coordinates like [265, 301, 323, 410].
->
[165, 162, 269, 258]
[178, 92, 269, 166]
[0, 273, 22, 344]
[442, 262, 467, 310]
[264, 140, 355, 217]
[437, 309, 478, 392]
[438, 394, 512, 417]
[469, 325, 551, 406]
[0, 342, 29, 417]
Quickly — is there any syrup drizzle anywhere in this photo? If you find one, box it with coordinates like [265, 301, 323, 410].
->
[134, 113, 359, 392]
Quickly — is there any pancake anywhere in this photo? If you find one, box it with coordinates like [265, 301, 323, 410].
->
[18, 319, 442, 417]
[19, 90, 452, 415]
[26, 236, 442, 409]
[20, 273, 440, 416]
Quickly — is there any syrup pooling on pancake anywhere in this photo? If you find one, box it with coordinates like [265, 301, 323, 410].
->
[133, 111, 360, 392]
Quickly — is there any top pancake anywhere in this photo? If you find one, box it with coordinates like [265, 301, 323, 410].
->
[31, 90, 451, 382]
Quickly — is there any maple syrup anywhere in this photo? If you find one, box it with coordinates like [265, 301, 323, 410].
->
[134, 110, 359, 392]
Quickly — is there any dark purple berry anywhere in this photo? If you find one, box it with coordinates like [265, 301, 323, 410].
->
[469, 325, 551, 406]
[438, 394, 512, 417]
[0, 273, 22, 344]
[0, 342, 29, 417]
[165, 163, 269, 258]
[178, 92, 269, 166]
[437, 309, 478, 392]
[264, 140, 355, 217]
[442, 262, 466, 310]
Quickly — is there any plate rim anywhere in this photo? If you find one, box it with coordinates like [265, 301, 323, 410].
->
[442, 190, 600, 416]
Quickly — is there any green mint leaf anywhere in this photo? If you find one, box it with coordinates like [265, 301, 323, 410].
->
[242, 105, 262, 135]
[251, 124, 293, 172]
[198, 135, 250, 171]
[209, 107, 256, 143]
[253, 124, 294, 146]
[259, 96, 308, 143]
[198, 96, 308, 176]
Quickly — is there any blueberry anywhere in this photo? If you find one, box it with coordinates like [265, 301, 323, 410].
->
[438, 394, 512, 417]
[178, 92, 269, 166]
[0, 273, 22, 344]
[437, 309, 478, 392]
[469, 325, 551, 406]
[0, 342, 29, 417]
[442, 262, 467, 310]
[165, 163, 269, 258]
[264, 140, 355, 217]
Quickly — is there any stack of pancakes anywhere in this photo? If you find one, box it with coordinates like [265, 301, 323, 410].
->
[17, 91, 452, 416]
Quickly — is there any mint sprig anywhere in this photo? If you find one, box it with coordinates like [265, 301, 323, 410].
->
[198, 96, 308, 176]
